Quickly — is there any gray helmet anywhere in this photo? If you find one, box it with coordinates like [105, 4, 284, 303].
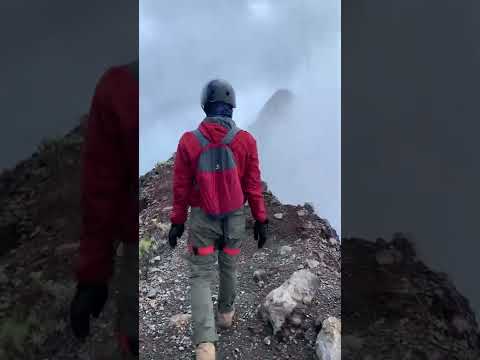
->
[201, 79, 236, 109]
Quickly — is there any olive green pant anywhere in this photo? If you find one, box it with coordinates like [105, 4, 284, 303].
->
[187, 207, 246, 346]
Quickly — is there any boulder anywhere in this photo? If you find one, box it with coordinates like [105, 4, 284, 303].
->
[259, 269, 318, 334]
[315, 317, 341, 360]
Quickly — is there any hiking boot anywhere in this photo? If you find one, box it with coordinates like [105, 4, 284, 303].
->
[217, 310, 235, 329]
[196, 342, 216, 360]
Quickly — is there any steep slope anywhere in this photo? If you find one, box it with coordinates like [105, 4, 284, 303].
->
[0, 116, 127, 359]
[138, 157, 341, 359]
[342, 236, 480, 359]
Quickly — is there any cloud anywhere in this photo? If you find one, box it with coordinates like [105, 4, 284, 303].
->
[140, 0, 340, 231]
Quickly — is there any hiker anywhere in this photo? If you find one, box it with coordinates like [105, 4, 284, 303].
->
[169, 79, 269, 360]
[69, 61, 139, 359]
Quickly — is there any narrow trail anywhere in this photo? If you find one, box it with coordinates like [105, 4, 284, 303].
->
[139, 158, 341, 360]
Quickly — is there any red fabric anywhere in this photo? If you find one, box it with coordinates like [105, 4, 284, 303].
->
[187, 244, 216, 255]
[116, 332, 131, 354]
[223, 247, 241, 256]
[196, 165, 244, 217]
[171, 120, 267, 224]
[76, 65, 139, 283]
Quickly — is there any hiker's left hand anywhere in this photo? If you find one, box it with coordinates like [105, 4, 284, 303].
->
[70, 282, 108, 340]
[168, 223, 185, 248]
[254, 219, 269, 248]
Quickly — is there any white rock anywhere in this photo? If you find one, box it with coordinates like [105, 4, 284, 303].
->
[303, 295, 313, 305]
[306, 259, 320, 269]
[280, 246, 292, 255]
[147, 288, 158, 298]
[169, 313, 191, 329]
[253, 269, 267, 282]
[297, 210, 307, 217]
[155, 222, 170, 233]
[273, 213, 284, 220]
[315, 317, 341, 360]
[304, 222, 314, 229]
[260, 269, 318, 334]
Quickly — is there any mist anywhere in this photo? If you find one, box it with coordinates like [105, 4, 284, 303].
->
[140, 0, 341, 232]
[0, 1, 137, 171]
[343, 0, 480, 318]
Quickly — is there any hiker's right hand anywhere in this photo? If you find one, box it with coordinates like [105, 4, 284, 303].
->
[70, 282, 108, 340]
[168, 223, 185, 248]
[254, 219, 269, 248]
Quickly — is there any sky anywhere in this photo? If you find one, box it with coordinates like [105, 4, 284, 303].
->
[140, 0, 341, 232]
[0, 1, 137, 171]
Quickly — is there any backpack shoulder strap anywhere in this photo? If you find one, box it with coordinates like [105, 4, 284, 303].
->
[192, 128, 210, 147]
[222, 126, 241, 145]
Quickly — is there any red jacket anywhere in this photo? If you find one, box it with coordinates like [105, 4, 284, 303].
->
[170, 119, 267, 225]
[76, 64, 139, 283]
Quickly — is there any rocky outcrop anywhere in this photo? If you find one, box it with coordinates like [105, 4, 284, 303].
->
[259, 269, 319, 334]
[342, 234, 480, 359]
[0, 115, 124, 360]
[315, 316, 341, 360]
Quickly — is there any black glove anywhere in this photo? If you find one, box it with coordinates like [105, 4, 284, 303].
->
[70, 282, 108, 340]
[254, 219, 269, 248]
[168, 223, 185, 248]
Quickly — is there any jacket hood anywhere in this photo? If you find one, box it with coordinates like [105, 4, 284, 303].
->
[199, 116, 237, 144]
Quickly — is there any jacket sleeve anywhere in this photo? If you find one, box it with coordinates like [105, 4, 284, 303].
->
[76, 71, 122, 284]
[170, 134, 194, 224]
[244, 136, 268, 222]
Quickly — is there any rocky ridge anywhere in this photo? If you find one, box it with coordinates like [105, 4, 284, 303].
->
[139, 157, 341, 359]
[0, 117, 125, 359]
[342, 235, 480, 359]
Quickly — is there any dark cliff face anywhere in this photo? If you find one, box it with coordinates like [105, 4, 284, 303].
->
[342, 234, 480, 358]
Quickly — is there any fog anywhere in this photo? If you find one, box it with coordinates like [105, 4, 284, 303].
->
[343, 0, 480, 318]
[140, 0, 341, 232]
[0, 1, 137, 171]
